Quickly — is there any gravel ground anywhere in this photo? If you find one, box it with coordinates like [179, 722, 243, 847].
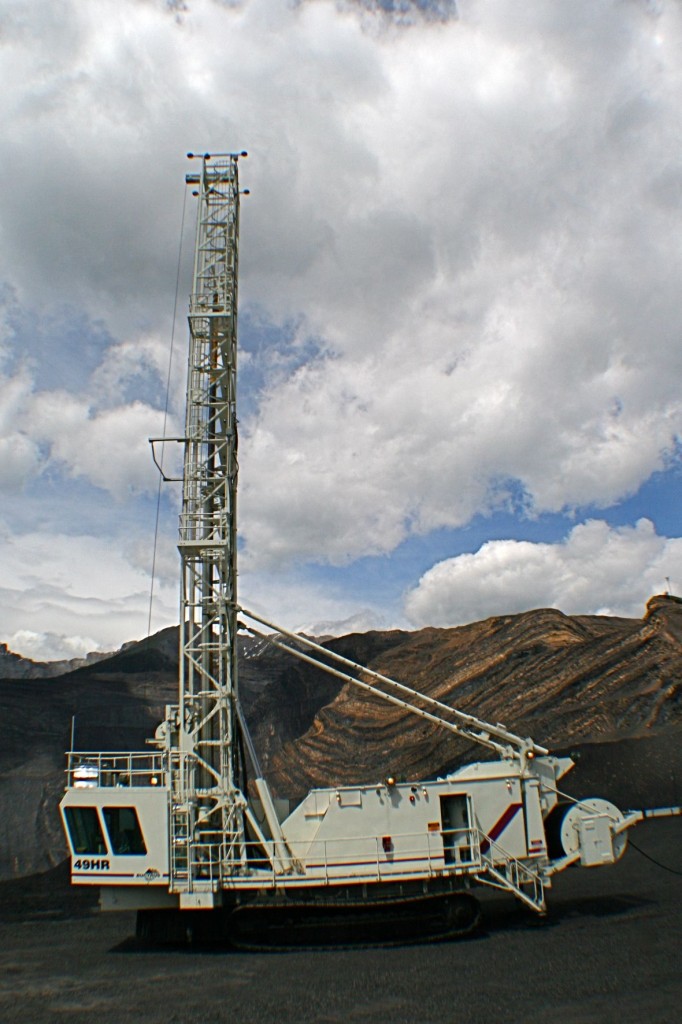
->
[0, 817, 680, 1024]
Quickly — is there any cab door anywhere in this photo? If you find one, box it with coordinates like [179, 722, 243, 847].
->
[440, 794, 473, 864]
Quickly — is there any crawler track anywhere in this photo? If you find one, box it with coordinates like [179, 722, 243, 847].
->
[137, 890, 481, 949]
[230, 890, 481, 950]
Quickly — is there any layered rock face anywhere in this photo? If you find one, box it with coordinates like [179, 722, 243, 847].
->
[266, 595, 682, 798]
[0, 596, 680, 878]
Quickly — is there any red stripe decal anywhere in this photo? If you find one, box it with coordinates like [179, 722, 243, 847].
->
[480, 802, 523, 854]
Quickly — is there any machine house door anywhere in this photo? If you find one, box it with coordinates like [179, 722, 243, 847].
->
[440, 794, 473, 864]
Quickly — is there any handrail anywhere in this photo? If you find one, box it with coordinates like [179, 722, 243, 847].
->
[475, 830, 546, 911]
[176, 825, 496, 888]
[65, 751, 166, 788]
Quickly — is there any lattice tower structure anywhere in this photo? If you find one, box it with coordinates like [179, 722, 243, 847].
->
[178, 153, 246, 877]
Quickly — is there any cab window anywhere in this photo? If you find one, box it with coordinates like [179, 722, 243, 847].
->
[102, 806, 147, 855]
[64, 806, 108, 855]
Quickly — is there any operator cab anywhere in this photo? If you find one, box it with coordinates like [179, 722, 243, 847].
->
[60, 752, 170, 887]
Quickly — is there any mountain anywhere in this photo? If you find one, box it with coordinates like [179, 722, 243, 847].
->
[0, 596, 680, 879]
[0, 643, 118, 680]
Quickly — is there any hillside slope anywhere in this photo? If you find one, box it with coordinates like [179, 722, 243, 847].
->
[266, 595, 682, 797]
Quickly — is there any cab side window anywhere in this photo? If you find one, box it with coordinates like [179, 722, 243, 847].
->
[102, 806, 147, 855]
[64, 807, 107, 855]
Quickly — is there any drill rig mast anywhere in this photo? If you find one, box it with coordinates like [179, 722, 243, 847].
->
[176, 153, 246, 880]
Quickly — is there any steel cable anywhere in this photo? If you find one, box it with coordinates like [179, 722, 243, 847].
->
[147, 183, 188, 636]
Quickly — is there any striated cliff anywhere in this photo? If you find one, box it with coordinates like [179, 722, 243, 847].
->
[265, 595, 682, 798]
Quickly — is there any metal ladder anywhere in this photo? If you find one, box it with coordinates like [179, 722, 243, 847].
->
[169, 804, 191, 890]
[476, 834, 546, 913]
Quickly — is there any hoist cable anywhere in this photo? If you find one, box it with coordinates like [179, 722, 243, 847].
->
[627, 836, 682, 877]
[147, 184, 188, 636]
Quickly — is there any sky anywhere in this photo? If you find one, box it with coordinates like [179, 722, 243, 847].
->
[1, 0, 681, 661]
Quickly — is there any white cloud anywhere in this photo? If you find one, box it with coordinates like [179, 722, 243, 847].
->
[232, 0, 682, 567]
[1, 0, 681, 651]
[0, 364, 44, 490]
[237, 567, 394, 638]
[24, 390, 164, 499]
[125, 531, 178, 589]
[296, 607, 390, 638]
[0, 431, 43, 491]
[7, 629, 103, 663]
[0, 288, 182, 501]
[0, 527, 178, 661]
[404, 518, 682, 626]
[90, 332, 176, 410]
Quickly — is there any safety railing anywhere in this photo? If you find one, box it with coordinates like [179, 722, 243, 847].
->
[173, 825, 491, 891]
[476, 832, 546, 910]
[65, 751, 166, 789]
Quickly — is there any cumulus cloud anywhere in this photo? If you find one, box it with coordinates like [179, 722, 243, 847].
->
[1, 0, 681, 651]
[0, 527, 177, 660]
[23, 391, 163, 498]
[0, 365, 44, 490]
[90, 333, 177, 411]
[404, 518, 682, 626]
[7, 629, 103, 663]
[0, 294, 177, 501]
[233, 0, 682, 567]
